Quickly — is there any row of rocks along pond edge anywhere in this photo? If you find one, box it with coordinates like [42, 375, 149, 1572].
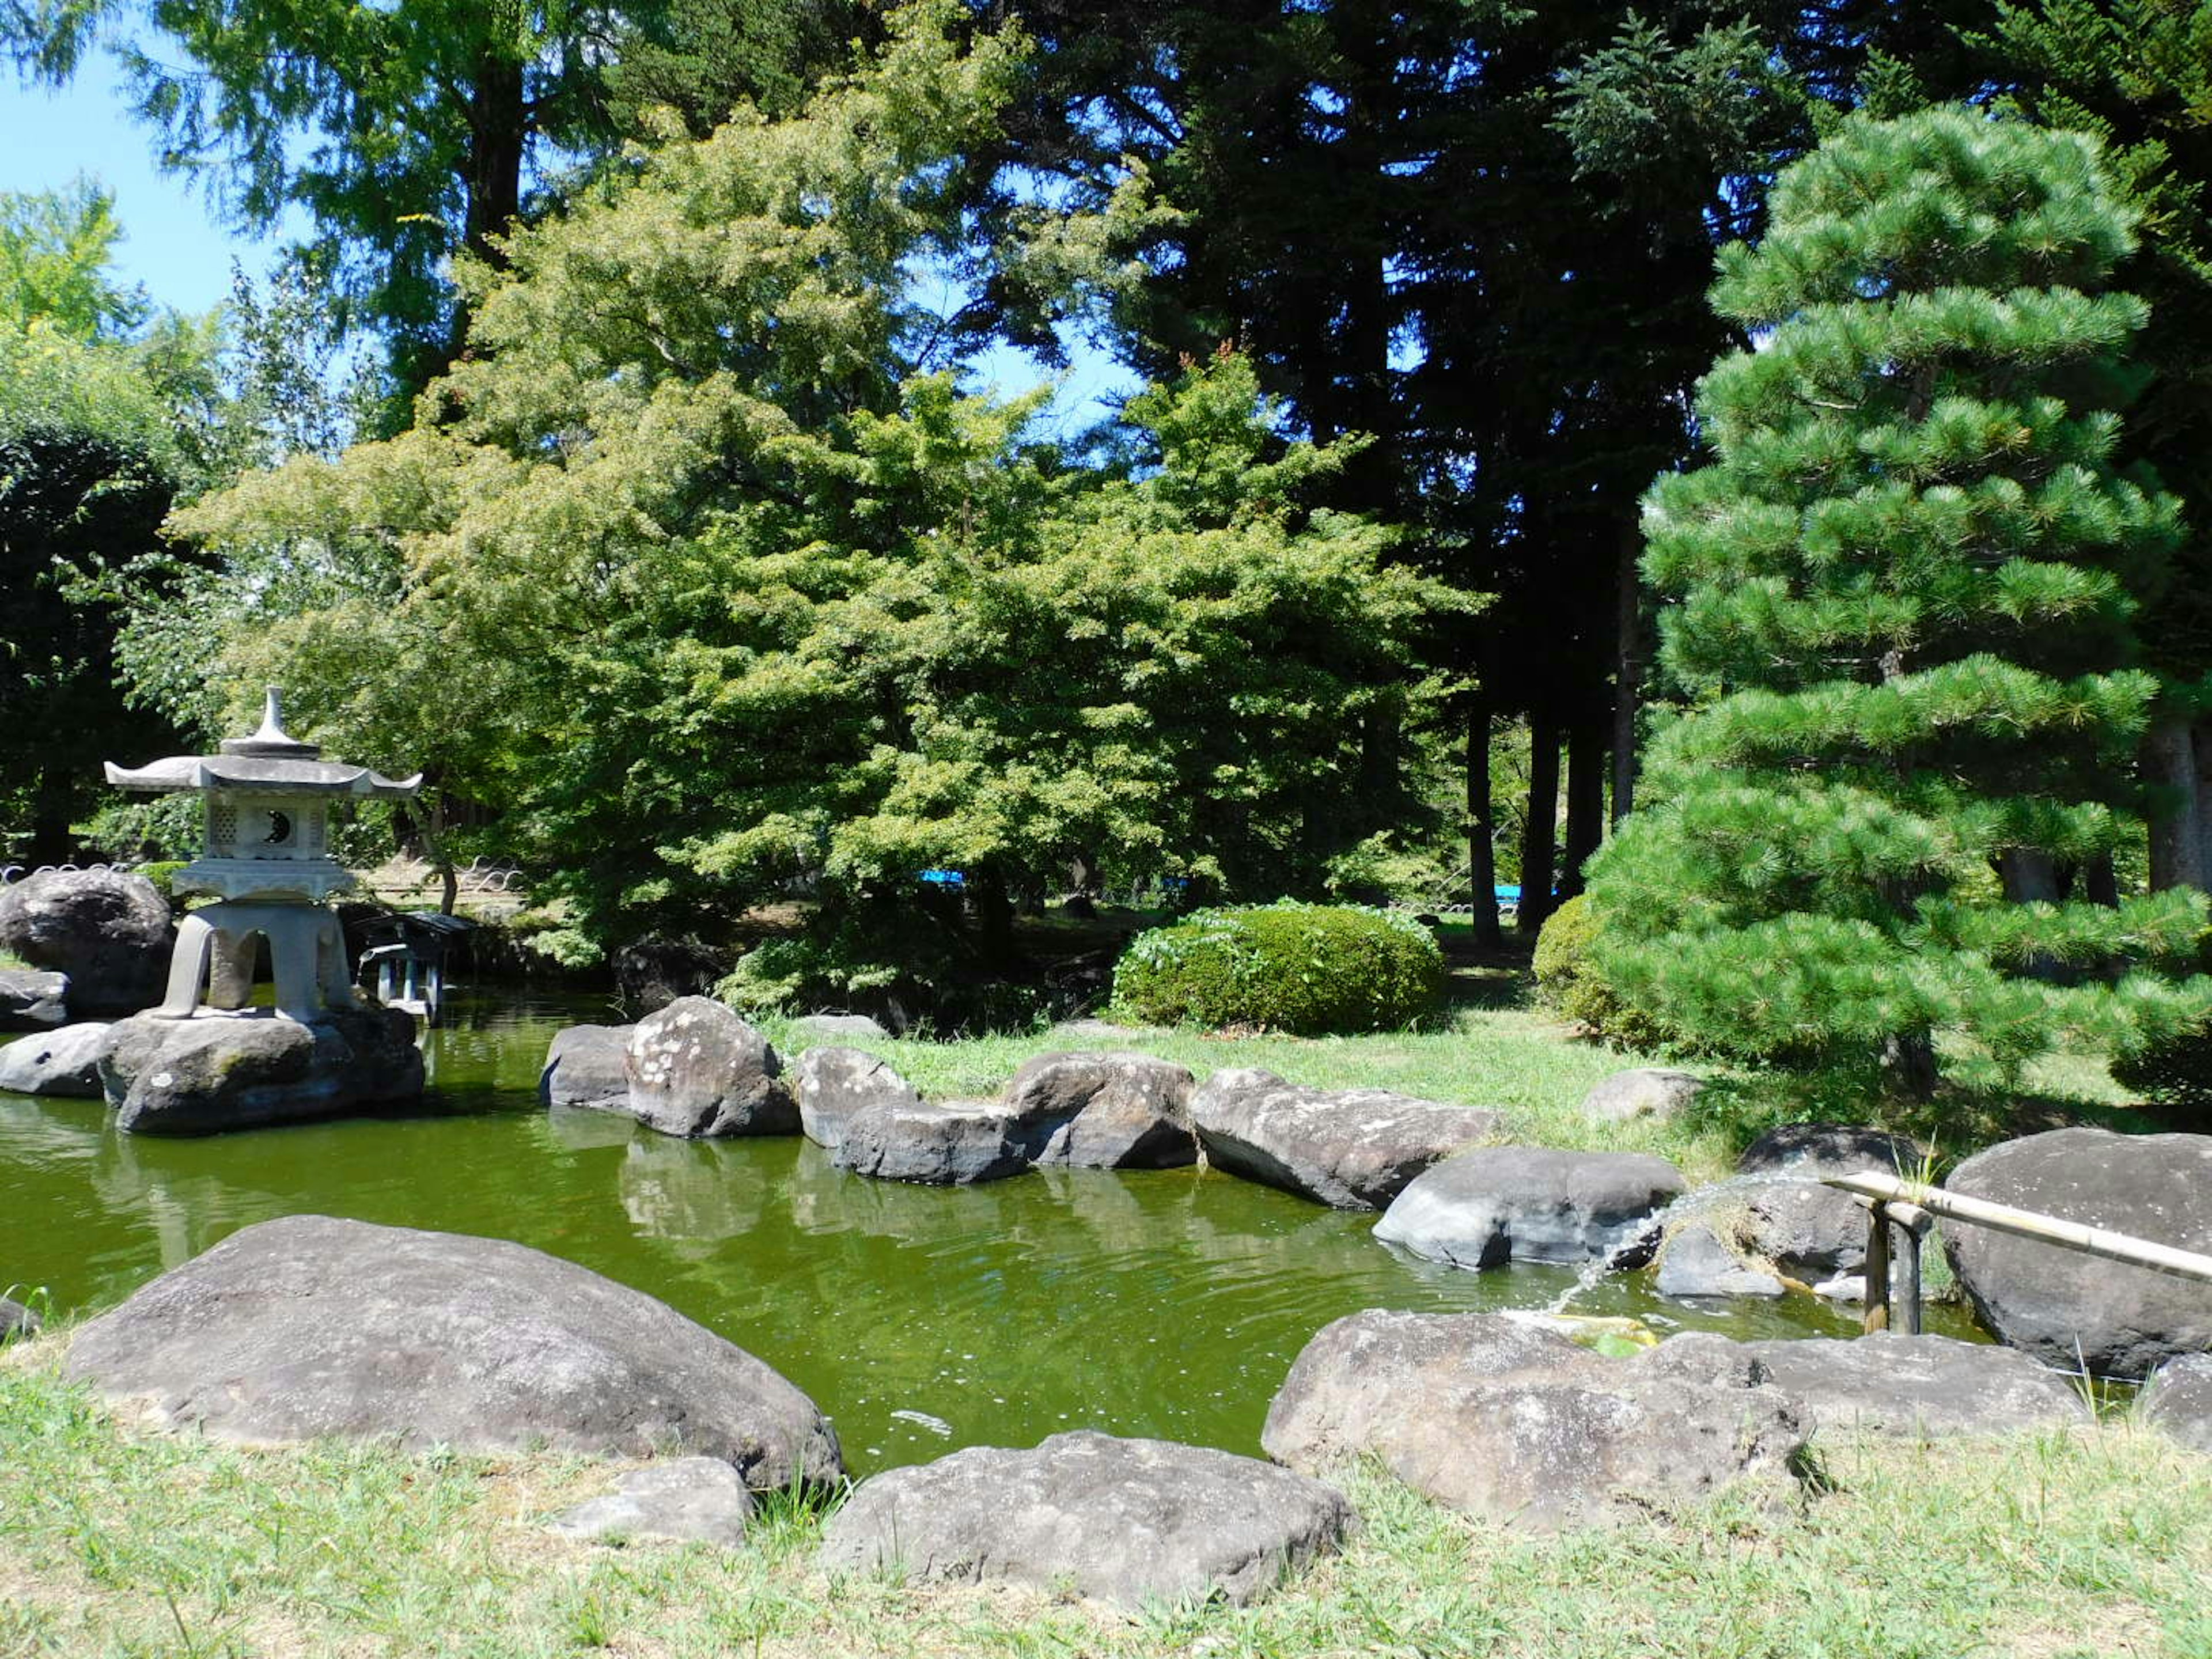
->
[3, 897, 2209, 1606]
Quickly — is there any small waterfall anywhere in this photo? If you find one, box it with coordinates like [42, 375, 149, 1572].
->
[1543, 1171, 1823, 1316]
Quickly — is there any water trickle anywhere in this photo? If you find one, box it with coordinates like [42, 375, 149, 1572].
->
[1544, 1171, 1824, 1316]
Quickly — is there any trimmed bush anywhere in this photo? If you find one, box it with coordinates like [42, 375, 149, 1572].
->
[2111, 1024, 2212, 1128]
[1111, 902, 1445, 1034]
[135, 861, 188, 902]
[1532, 895, 1674, 1054]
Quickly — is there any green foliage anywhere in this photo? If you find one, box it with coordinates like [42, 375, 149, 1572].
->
[1111, 902, 1445, 1034]
[1588, 108, 2212, 1089]
[132, 860, 188, 901]
[1531, 894, 1675, 1052]
[152, 4, 1458, 1019]
[2109, 1020, 2212, 1126]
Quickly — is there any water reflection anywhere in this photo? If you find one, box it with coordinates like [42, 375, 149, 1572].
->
[0, 991, 1965, 1472]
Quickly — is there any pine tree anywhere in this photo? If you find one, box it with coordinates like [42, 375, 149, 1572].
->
[1585, 107, 2212, 1089]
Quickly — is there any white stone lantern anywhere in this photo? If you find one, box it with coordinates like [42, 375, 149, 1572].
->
[105, 690, 422, 1022]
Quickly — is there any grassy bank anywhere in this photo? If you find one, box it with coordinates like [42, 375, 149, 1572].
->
[2, 1342, 2206, 1659]
[748, 1001, 2158, 1189]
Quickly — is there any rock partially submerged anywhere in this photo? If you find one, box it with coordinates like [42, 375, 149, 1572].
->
[1735, 1123, 1927, 1281]
[1374, 1147, 1686, 1268]
[623, 997, 797, 1138]
[1007, 1051, 1197, 1169]
[0, 1297, 39, 1342]
[540, 1023, 632, 1111]
[794, 1046, 919, 1153]
[831, 1097, 1029, 1184]
[819, 1430, 1354, 1608]
[1652, 1331, 2090, 1438]
[1654, 1222, 1785, 1300]
[0, 1021, 111, 1097]
[548, 1457, 755, 1547]
[1263, 1310, 1803, 1529]
[98, 1006, 422, 1135]
[1191, 1068, 1501, 1209]
[0, 869, 173, 1016]
[65, 1214, 842, 1486]
[1944, 1128, 2212, 1378]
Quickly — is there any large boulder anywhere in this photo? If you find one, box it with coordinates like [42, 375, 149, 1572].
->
[0, 869, 173, 1016]
[830, 1097, 1029, 1185]
[1262, 1310, 1804, 1530]
[1943, 1128, 2212, 1379]
[787, 1013, 889, 1043]
[623, 997, 796, 1138]
[0, 1021, 112, 1097]
[2141, 1354, 2212, 1455]
[64, 1214, 843, 1486]
[1190, 1068, 1501, 1209]
[0, 967, 68, 1031]
[1374, 1147, 1687, 1268]
[794, 1046, 919, 1152]
[540, 1023, 633, 1111]
[1735, 1123, 1928, 1281]
[1650, 1331, 2089, 1438]
[548, 1457, 755, 1547]
[1006, 1051, 1198, 1169]
[1579, 1068, 1703, 1124]
[99, 1006, 423, 1135]
[818, 1430, 1354, 1609]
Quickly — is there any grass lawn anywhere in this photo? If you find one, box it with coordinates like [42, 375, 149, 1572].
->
[1, 1339, 2206, 1659]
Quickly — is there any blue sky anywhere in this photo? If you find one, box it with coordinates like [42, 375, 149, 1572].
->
[1, 68, 1137, 429]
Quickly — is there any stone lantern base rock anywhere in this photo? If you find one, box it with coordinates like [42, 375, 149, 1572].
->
[98, 1005, 423, 1135]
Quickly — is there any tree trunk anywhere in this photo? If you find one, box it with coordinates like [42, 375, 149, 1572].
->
[26, 766, 74, 866]
[1561, 716, 1605, 899]
[1611, 522, 1644, 825]
[1465, 696, 1501, 948]
[1881, 1031, 1940, 1100]
[2084, 854, 2119, 907]
[2146, 718, 2206, 891]
[2192, 717, 2212, 889]
[1518, 713, 1560, 937]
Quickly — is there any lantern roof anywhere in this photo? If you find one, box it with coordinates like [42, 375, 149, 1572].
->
[104, 688, 423, 800]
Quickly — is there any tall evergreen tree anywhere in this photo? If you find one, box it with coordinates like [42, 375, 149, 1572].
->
[1585, 108, 2212, 1089]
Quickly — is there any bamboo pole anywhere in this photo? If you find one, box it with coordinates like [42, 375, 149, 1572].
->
[1863, 1203, 1892, 1335]
[1824, 1171, 2212, 1286]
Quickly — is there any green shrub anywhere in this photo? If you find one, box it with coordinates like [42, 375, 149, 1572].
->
[134, 860, 188, 900]
[2110, 1024, 2212, 1127]
[1111, 901, 1445, 1034]
[1532, 894, 1675, 1054]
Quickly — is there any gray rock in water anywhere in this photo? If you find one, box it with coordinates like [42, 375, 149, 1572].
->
[1650, 1331, 2089, 1438]
[1262, 1309, 1804, 1531]
[794, 1046, 919, 1152]
[63, 1214, 842, 1485]
[1736, 1123, 1928, 1280]
[540, 1023, 633, 1111]
[831, 1097, 1029, 1184]
[0, 1021, 112, 1097]
[1374, 1147, 1687, 1268]
[1944, 1128, 2212, 1379]
[0, 1297, 39, 1342]
[99, 1006, 422, 1135]
[1580, 1068, 1703, 1124]
[819, 1430, 1354, 1608]
[1190, 1067, 1501, 1209]
[623, 997, 796, 1138]
[788, 1013, 889, 1043]
[0, 967, 68, 1031]
[1008, 1051, 1197, 1169]
[2142, 1353, 2212, 1455]
[1654, 1222, 1785, 1299]
[548, 1456, 755, 1546]
[0, 869, 173, 1016]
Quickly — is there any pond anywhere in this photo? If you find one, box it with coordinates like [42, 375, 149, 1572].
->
[0, 989, 1974, 1474]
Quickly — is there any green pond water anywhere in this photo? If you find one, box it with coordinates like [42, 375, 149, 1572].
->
[0, 989, 1969, 1474]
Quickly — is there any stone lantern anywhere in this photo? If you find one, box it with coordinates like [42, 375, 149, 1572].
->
[95, 691, 428, 1135]
[106, 688, 423, 1021]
